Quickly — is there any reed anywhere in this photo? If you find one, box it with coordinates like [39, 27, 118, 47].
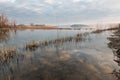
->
[25, 32, 89, 51]
[0, 48, 17, 65]
[0, 14, 16, 28]
[92, 24, 120, 34]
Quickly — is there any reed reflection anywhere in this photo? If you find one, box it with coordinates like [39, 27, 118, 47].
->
[0, 47, 25, 80]
[0, 29, 10, 43]
[25, 32, 90, 51]
[0, 29, 116, 80]
[0, 32, 90, 80]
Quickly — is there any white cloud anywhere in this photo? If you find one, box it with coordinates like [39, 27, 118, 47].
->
[73, 0, 95, 3]
[44, 0, 54, 4]
[0, 0, 8, 3]
[10, 0, 16, 3]
[0, 0, 16, 3]
[0, 0, 120, 24]
[73, 0, 81, 2]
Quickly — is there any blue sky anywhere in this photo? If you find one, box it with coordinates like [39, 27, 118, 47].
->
[0, 0, 120, 25]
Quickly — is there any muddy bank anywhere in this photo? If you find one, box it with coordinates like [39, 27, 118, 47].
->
[107, 26, 120, 80]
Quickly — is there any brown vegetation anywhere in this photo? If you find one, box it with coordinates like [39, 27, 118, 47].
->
[107, 24, 120, 80]
[0, 14, 16, 28]
[0, 14, 69, 30]
[92, 24, 120, 34]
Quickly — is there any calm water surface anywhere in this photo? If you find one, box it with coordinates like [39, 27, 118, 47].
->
[0, 29, 86, 47]
[0, 29, 118, 80]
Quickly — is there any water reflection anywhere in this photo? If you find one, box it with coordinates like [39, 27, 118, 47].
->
[0, 48, 25, 80]
[25, 32, 89, 51]
[0, 32, 90, 80]
[107, 26, 120, 80]
[0, 29, 18, 46]
[0, 29, 10, 43]
[0, 29, 116, 80]
[0, 29, 90, 47]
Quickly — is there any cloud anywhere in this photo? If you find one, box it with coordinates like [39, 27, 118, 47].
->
[44, 0, 54, 4]
[73, 0, 94, 3]
[0, 0, 120, 24]
[0, 0, 9, 3]
[0, 0, 16, 3]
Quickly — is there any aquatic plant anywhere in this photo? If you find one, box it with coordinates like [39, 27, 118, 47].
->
[25, 32, 89, 51]
[0, 47, 25, 80]
[0, 30, 90, 80]
[26, 41, 39, 51]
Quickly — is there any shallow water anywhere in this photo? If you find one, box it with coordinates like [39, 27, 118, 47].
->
[0, 29, 88, 47]
[0, 29, 118, 80]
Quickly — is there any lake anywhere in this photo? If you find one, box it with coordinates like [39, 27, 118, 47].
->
[0, 28, 118, 80]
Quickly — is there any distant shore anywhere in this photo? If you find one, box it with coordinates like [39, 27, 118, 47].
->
[0, 24, 119, 31]
[0, 25, 75, 30]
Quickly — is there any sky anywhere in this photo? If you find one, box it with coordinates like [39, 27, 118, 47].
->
[0, 0, 120, 25]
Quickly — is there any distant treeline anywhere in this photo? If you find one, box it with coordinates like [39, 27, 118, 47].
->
[0, 14, 16, 28]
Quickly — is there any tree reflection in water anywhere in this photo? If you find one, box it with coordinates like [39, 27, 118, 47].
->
[0, 29, 10, 43]
[108, 24, 120, 80]
[0, 29, 18, 44]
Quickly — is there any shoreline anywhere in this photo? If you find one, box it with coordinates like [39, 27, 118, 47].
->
[0, 25, 119, 31]
[0, 26, 73, 30]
